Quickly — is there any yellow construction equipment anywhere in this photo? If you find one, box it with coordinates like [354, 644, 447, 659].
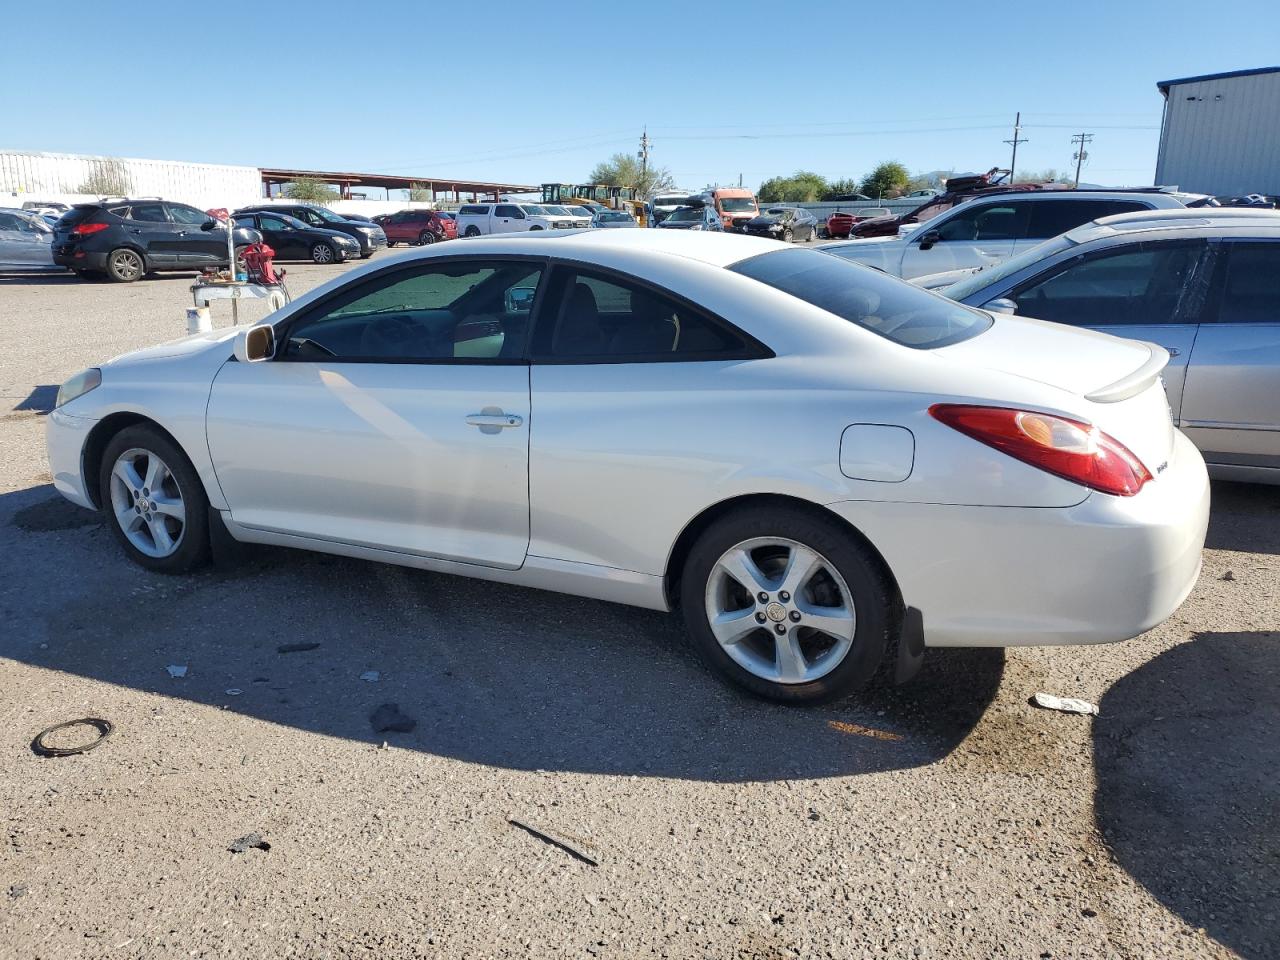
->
[541, 183, 647, 226]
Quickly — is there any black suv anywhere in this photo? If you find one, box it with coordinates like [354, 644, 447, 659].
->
[234, 203, 385, 257]
[53, 199, 261, 282]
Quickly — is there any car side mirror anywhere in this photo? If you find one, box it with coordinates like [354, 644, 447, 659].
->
[201, 219, 220, 231]
[984, 298, 1018, 315]
[233, 324, 275, 362]
[917, 229, 941, 250]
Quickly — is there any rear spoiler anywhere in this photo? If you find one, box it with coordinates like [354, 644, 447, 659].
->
[1085, 343, 1170, 403]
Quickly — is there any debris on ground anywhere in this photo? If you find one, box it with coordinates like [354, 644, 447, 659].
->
[359, 670, 380, 682]
[228, 833, 271, 854]
[807, 808, 822, 821]
[509, 818, 599, 866]
[165, 664, 187, 678]
[1220, 570, 1235, 581]
[8, 885, 27, 899]
[1030, 692, 1099, 716]
[31, 717, 114, 757]
[369, 703, 416, 734]
[224, 688, 242, 696]
[827, 719, 904, 741]
[277, 642, 320, 654]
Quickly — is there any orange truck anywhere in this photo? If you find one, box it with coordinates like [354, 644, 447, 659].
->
[690, 187, 759, 232]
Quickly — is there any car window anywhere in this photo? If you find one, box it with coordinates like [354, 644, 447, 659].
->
[459, 205, 489, 216]
[934, 203, 1025, 242]
[534, 268, 755, 361]
[294, 209, 323, 225]
[128, 203, 169, 223]
[232, 215, 256, 229]
[168, 204, 210, 225]
[735, 248, 991, 349]
[1212, 241, 1280, 324]
[281, 261, 544, 362]
[495, 205, 521, 218]
[260, 215, 293, 231]
[1025, 199, 1151, 240]
[1010, 240, 1205, 327]
[0, 212, 31, 231]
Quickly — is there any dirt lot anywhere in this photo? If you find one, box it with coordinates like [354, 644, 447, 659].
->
[1, 258, 1277, 960]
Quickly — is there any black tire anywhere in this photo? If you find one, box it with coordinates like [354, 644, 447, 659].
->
[781, 227, 794, 243]
[73, 269, 104, 281]
[98, 424, 211, 574]
[105, 247, 145, 283]
[679, 505, 899, 704]
[418, 231, 435, 245]
[311, 242, 336, 264]
[385, 239, 397, 247]
[464, 225, 480, 238]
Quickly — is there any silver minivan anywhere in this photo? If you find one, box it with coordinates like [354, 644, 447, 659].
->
[928, 208, 1280, 484]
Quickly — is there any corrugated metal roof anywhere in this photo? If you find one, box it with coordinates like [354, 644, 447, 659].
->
[1157, 66, 1280, 95]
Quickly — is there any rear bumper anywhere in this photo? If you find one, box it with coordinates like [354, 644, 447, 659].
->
[826, 430, 1210, 648]
[53, 247, 110, 271]
[46, 408, 98, 509]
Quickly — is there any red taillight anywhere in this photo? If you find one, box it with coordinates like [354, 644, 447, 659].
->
[72, 222, 110, 237]
[929, 404, 1152, 497]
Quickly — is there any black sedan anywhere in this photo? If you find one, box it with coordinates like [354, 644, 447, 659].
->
[233, 203, 386, 257]
[231, 212, 363, 264]
[743, 206, 819, 242]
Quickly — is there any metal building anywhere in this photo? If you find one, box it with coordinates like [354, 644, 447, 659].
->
[1155, 66, 1280, 197]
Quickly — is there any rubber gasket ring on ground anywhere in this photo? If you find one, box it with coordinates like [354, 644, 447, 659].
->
[31, 718, 114, 757]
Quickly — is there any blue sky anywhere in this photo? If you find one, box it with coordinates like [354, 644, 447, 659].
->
[7, 0, 1278, 193]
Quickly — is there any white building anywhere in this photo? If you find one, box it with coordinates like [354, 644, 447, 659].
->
[0, 150, 263, 210]
[1155, 67, 1280, 197]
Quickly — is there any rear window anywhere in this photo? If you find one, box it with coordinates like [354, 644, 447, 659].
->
[730, 248, 992, 349]
[459, 205, 489, 215]
[59, 207, 101, 228]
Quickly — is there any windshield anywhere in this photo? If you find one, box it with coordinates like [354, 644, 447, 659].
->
[598, 212, 631, 221]
[666, 207, 702, 222]
[943, 234, 1077, 301]
[720, 197, 756, 213]
[730, 248, 991, 349]
[311, 207, 346, 223]
[522, 205, 549, 216]
[764, 208, 790, 217]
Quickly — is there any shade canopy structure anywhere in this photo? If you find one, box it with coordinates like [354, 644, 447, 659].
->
[259, 167, 538, 202]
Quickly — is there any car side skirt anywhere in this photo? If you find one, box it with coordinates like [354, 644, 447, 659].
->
[220, 514, 669, 611]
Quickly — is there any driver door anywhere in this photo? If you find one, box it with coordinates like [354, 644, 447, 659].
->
[899, 201, 1029, 279]
[206, 258, 545, 569]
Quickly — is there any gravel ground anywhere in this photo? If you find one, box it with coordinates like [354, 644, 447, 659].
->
[0, 258, 1277, 960]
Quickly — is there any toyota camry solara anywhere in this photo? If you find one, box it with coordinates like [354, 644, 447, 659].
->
[47, 230, 1210, 703]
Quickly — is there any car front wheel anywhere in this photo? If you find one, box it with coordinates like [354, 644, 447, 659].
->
[311, 242, 335, 264]
[680, 506, 898, 703]
[418, 231, 435, 245]
[99, 425, 210, 573]
[105, 248, 145, 283]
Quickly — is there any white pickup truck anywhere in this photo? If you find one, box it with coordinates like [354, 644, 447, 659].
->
[455, 202, 575, 237]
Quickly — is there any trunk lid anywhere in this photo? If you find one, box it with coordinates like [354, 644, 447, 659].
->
[938, 314, 1176, 475]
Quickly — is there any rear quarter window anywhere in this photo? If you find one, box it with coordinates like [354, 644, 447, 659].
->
[730, 248, 992, 349]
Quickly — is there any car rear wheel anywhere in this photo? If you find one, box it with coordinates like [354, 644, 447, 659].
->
[99, 425, 210, 573]
[680, 506, 898, 703]
[311, 242, 335, 264]
[105, 248, 145, 283]
[464, 225, 481, 238]
[418, 231, 435, 245]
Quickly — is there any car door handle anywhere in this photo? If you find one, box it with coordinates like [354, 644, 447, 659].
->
[1163, 346, 1181, 357]
[465, 413, 523, 428]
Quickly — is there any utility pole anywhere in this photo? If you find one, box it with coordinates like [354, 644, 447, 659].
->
[637, 128, 650, 192]
[1071, 132, 1094, 187]
[1004, 112, 1028, 183]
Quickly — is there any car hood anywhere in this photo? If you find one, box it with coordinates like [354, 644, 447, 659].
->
[911, 266, 982, 290]
[747, 215, 785, 227]
[106, 327, 241, 367]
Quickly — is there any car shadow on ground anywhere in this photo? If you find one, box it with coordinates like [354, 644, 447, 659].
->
[1207, 480, 1280, 556]
[1094, 630, 1280, 959]
[4, 484, 1004, 784]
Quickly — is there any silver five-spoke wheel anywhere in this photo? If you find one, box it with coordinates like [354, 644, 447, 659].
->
[108, 448, 186, 559]
[704, 537, 857, 684]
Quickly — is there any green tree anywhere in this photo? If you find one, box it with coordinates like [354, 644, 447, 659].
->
[859, 161, 910, 199]
[587, 153, 675, 198]
[757, 170, 830, 203]
[408, 182, 433, 201]
[283, 177, 339, 202]
[77, 158, 132, 196]
[822, 177, 863, 199]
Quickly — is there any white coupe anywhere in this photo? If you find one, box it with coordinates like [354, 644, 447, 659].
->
[47, 230, 1209, 702]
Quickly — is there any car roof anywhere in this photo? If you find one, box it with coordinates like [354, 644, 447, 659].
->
[1069, 207, 1280, 242]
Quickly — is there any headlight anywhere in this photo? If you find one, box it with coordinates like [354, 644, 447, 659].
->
[56, 368, 101, 408]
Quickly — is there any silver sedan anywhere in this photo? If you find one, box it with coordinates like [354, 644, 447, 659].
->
[0, 207, 62, 272]
[46, 230, 1208, 703]
[919, 208, 1280, 484]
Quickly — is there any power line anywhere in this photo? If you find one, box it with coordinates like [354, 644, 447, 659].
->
[1004, 112, 1029, 180]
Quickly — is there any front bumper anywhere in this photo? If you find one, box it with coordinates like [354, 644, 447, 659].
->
[46, 408, 98, 509]
[826, 430, 1210, 648]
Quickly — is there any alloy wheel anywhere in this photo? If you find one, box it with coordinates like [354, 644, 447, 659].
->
[110, 249, 143, 281]
[704, 537, 857, 684]
[108, 448, 187, 559]
[312, 243, 334, 264]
